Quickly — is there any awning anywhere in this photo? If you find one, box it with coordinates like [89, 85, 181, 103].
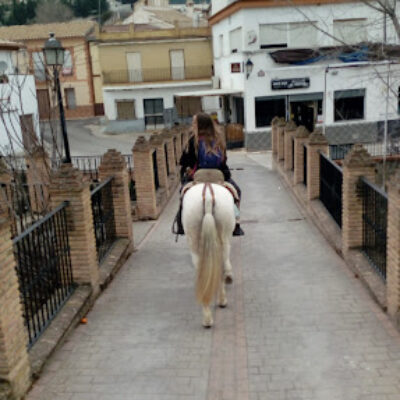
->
[174, 88, 243, 97]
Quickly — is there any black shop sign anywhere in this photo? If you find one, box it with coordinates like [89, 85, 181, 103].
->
[271, 78, 310, 90]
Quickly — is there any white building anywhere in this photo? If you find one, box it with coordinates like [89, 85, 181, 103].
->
[0, 40, 40, 154]
[197, 0, 400, 149]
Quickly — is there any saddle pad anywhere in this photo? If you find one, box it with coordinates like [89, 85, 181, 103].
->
[193, 169, 224, 184]
[180, 180, 239, 203]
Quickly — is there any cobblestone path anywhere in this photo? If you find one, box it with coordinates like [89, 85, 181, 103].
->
[27, 152, 400, 400]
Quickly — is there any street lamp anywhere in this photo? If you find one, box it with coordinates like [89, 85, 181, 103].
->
[245, 58, 254, 80]
[43, 33, 71, 164]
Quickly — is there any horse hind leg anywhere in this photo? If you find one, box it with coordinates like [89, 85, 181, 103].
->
[218, 277, 227, 308]
[202, 306, 213, 328]
[222, 240, 233, 285]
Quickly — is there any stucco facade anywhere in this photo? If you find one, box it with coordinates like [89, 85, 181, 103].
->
[208, 0, 400, 149]
[0, 21, 97, 120]
[96, 25, 213, 131]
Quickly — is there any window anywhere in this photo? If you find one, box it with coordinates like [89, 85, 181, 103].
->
[62, 49, 73, 76]
[229, 28, 242, 53]
[144, 98, 164, 129]
[32, 51, 45, 81]
[170, 49, 185, 80]
[255, 96, 286, 127]
[126, 52, 142, 82]
[65, 88, 76, 109]
[334, 89, 365, 121]
[333, 19, 367, 44]
[116, 100, 136, 120]
[219, 34, 223, 57]
[260, 23, 287, 49]
[289, 22, 318, 48]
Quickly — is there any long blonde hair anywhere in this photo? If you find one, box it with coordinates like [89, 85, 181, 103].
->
[193, 113, 226, 155]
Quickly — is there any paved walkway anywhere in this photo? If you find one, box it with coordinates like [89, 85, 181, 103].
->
[27, 152, 400, 400]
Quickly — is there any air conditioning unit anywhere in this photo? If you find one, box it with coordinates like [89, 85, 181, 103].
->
[212, 76, 220, 89]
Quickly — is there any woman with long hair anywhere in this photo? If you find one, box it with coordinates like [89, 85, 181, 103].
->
[174, 112, 244, 236]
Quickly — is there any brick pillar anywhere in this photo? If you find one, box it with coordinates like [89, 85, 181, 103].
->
[98, 150, 134, 250]
[271, 117, 280, 156]
[149, 133, 169, 196]
[293, 126, 310, 185]
[49, 164, 100, 291]
[387, 170, 400, 324]
[133, 136, 157, 219]
[0, 208, 31, 399]
[306, 129, 329, 201]
[25, 146, 50, 213]
[284, 120, 297, 171]
[342, 144, 376, 253]
[277, 118, 286, 161]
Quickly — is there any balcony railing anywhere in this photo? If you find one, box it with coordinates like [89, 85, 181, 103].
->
[103, 65, 212, 84]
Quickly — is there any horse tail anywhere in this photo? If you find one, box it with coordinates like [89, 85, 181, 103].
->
[196, 188, 222, 306]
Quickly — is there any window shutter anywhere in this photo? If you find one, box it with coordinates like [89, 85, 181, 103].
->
[289, 22, 318, 48]
[229, 28, 242, 53]
[259, 24, 287, 48]
[333, 19, 368, 44]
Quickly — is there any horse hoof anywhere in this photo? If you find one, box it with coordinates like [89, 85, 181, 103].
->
[202, 318, 213, 328]
[224, 274, 233, 285]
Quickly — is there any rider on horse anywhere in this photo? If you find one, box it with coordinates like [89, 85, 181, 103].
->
[174, 112, 244, 237]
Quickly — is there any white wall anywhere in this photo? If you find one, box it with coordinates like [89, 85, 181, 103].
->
[211, 3, 400, 133]
[103, 82, 213, 120]
[0, 74, 40, 153]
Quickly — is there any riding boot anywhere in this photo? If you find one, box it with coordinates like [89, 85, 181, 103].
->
[233, 222, 244, 236]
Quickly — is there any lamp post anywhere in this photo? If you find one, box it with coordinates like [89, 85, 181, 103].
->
[43, 33, 71, 164]
[245, 58, 254, 79]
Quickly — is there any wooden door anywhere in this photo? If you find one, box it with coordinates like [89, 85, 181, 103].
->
[126, 53, 142, 82]
[116, 101, 135, 120]
[36, 89, 50, 120]
[170, 50, 185, 80]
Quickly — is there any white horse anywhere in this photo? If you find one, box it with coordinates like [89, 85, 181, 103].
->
[182, 175, 236, 328]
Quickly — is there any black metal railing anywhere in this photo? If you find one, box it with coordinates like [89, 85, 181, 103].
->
[1, 182, 50, 238]
[361, 177, 387, 280]
[90, 177, 117, 263]
[124, 154, 136, 202]
[320, 152, 343, 227]
[71, 155, 102, 181]
[329, 142, 400, 160]
[103, 65, 212, 84]
[291, 137, 295, 171]
[164, 144, 170, 176]
[303, 144, 307, 186]
[13, 201, 75, 348]
[152, 150, 160, 190]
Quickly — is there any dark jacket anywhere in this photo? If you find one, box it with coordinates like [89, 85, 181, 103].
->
[179, 136, 231, 183]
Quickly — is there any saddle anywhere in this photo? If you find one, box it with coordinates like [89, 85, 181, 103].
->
[181, 169, 240, 203]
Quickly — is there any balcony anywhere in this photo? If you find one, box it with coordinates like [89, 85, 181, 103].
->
[102, 65, 212, 85]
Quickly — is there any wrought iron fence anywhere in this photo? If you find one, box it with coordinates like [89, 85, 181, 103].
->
[291, 137, 295, 171]
[91, 177, 117, 263]
[319, 152, 343, 227]
[123, 154, 136, 201]
[102, 65, 212, 84]
[1, 182, 50, 238]
[329, 142, 400, 160]
[12, 201, 75, 348]
[71, 155, 102, 181]
[361, 177, 387, 280]
[164, 144, 170, 176]
[303, 144, 307, 186]
[152, 150, 160, 190]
